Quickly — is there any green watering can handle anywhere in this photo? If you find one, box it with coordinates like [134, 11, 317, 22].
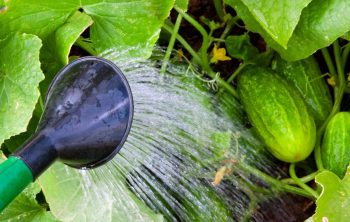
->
[0, 156, 33, 212]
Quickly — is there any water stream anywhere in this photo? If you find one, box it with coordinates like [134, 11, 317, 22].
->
[39, 49, 308, 222]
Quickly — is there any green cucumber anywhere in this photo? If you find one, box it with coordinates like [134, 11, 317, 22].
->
[273, 56, 332, 126]
[238, 65, 316, 163]
[321, 112, 350, 178]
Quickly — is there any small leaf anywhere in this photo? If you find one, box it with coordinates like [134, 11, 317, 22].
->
[210, 44, 231, 64]
[225, 34, 259, 62]
[0, 33, 44, 145]
[200, 16, 221, 31]
[312, 166, 350, 221]
[210, 130, 232, 159]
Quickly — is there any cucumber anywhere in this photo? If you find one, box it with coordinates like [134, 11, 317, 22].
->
[321, 112, 350, 178]
[238, 65, 316, 163]
[273, 56, 332, 126]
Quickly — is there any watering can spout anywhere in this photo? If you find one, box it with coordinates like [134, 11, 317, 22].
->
[15, 133, 57, 178]
[0, 56, 133, 212]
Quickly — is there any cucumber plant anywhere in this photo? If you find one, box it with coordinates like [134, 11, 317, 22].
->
[2, 0, 350, 221]
[273, 55, 333, 126]
[321, 112, 350, 178]
[238, 65, 316, 163]
[162, 0, 350, 221]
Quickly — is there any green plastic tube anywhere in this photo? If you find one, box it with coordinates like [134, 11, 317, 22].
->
[0, 156, 33, 212]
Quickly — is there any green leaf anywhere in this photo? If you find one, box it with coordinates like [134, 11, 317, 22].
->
[39, 163, 163, 222]
[312, 166, 350, 221]
[2, 101, 42, 153]
[0, 153, 57, 222]
[226, 0, 312, 48]
[225, 34, 273, 66]
[210, 130, 232, 159]
[226, 0, 350, 61]
[0, 0, 174, 58]
[84, 0, 173, 56]
[40, 11, 93, 93]
[342, 31, 350, 41]
[0, 33, 44, 145]
[175, 0, 189, 11]
[225, 34, 259, 62]
[47, 11, 93, 66]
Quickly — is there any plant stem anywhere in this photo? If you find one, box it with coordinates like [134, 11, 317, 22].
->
[315, 41, 346, 170]
[333, 39, 346, 113]
[163, 23, 239, 98]
[321, 48, 336, 76]
[168, 8, 239, 98]
[237, 163, 315, 199]
[239, 184, 259, 222]
[314, 143, 324, 171]
[162, 23, 202, 64]
[341, 43, 350, 69]
[238, 176, 272, 195]
[289, 164, 319, 199]
[212, 38, 226, 43]
[213, 0, 225, 21]
[209, 16, 239, 48]
[39, 95, 45, 112]
[227, 63, 247, 83]
[219, 16, 239, 43]
[334, 40, 346, 92]
[174, 6, 211, 72]
[160, 15, 183, 74]
[281, 171, 318, 184]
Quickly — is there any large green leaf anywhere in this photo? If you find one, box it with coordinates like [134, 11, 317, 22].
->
[40, 11, 93, 93]
[0, 33, 44, 145]
[0, 0, 174, 57]
[39, 163, 163, 222]
[0, 153, 57, 222]
[231, 0, 312, 48]
[226, 0, 350, 61]
[45, 11, 92, 66]
[312, 165, 350, 221]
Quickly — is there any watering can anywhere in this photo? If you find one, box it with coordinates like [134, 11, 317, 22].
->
[0, 57, 133, 211]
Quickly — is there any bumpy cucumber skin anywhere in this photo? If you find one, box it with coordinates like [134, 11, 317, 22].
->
[238, 65, 316, 163]
[321, 112, 350, 178]
[274, 56, 332, 126]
